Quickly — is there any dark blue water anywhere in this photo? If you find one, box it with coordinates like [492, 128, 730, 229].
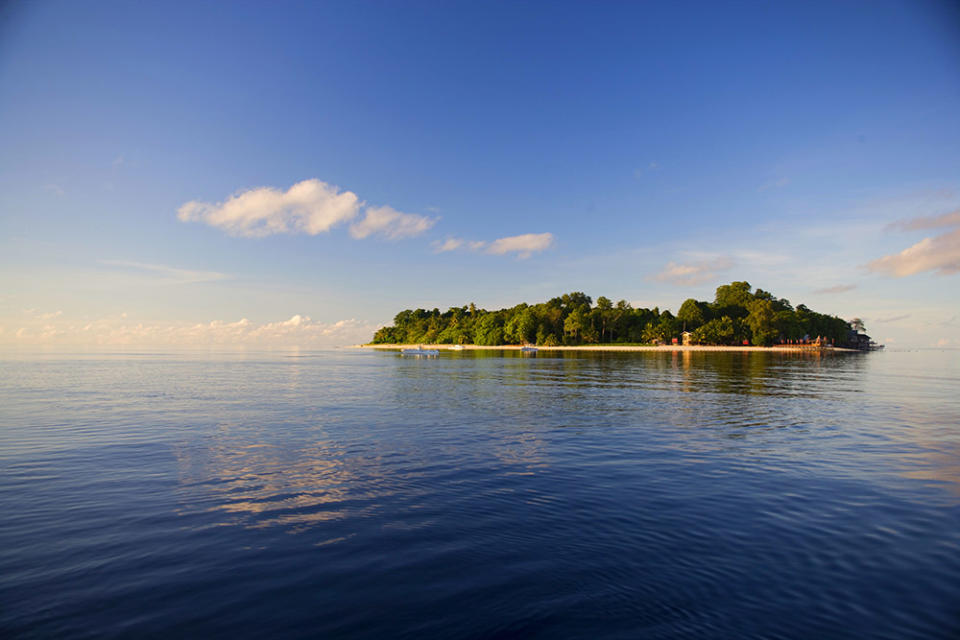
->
[1, 349, 958, 638]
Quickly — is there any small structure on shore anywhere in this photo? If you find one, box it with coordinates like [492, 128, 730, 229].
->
[847, 330, 882, 350]
[682, 331, 694, 346]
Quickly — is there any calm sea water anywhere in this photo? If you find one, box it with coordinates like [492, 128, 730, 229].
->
[1, 349, 958, 638]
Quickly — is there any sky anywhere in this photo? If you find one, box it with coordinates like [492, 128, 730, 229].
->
[1, 0, 959, 349]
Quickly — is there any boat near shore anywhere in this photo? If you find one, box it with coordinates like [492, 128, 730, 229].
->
[401, 346, 440, 357]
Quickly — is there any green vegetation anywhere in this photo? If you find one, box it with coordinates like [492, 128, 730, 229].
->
[371, 281, 854, 347]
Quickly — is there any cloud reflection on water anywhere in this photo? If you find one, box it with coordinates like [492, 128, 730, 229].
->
[169, 349, 960, 540]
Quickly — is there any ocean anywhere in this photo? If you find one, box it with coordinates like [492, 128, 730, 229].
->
[1, 348, 958, 638]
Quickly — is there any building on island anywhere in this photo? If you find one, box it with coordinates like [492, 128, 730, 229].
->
[847, 330, 877, 350]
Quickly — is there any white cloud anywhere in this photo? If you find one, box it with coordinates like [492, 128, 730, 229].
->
[812, 284, 857, 294]
[349, 205, 436, 240]
[485, 233, 554, 258]
[887, 208, 960, 231]
[100, 260, 228, 285]
[178, 179, 362, 238]
[868, 209, 960, 277]
[866, 228, 960, 277]
[651, 256, 735, 286]
[433, 237, 464, 252]
[432, 233, 553, 258]
[43, 184, 64, 196]
[178, 179, 436, 242]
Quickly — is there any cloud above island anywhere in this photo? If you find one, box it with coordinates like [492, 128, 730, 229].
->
[486, 233, 554, 257]
[433, 232, 554, 258]
[867, 209, 960, 277]
[433, 237, 465, 252]
[812, 284, 857, 294]
[178, 178, 435, 241]
[651, 256, 734, 286]
[349, 205, 436, 240]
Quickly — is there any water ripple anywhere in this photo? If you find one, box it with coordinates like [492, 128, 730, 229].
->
[1, 349, 958, 638]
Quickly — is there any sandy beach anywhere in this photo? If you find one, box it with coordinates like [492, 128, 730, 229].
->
[357, 344, 859, 353]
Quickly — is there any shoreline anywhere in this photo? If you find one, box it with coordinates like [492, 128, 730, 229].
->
[355, 344, 860, 353]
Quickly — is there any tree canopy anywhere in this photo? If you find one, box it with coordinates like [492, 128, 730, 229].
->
[371, 282, 856, 347]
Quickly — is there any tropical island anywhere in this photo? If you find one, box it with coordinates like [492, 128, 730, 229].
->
[368, 281, 875, 350]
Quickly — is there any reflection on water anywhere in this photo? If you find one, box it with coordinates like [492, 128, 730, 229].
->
[1, 349, 959, 638]
[176, 436, 365, 531]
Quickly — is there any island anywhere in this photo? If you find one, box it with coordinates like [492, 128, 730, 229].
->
[366, 281, 878, 351]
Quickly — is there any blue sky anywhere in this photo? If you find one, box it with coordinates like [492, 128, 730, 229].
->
[1, 0, 959, 347]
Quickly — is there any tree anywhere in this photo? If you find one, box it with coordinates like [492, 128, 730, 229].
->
[371, 326, 403, 344]
[657, 312, 680, 342]
[850, 317, 865, 333]
[370, 283, 859, 348]
[610, 300, 632, 342]
[775, 310, 803, 341]
[474, 314, 503, 346]
[505, 309, 536, 344]
[641, 322, 661, 344]
[714, 281, 753, 310]
[564, 307, 587, 342]
[593, 297, 613, 342]
[561, 292, 592, 309]
[437, 324, 468, 344]
[678, 298, 706, 331]
[640, 313, 679, 344]
[753, 288, 774, 301]
[746, 299, 777, 346]
[581, 320, 600, 343]
[539, 306, 564, 343]
[694, 316, 736, 345]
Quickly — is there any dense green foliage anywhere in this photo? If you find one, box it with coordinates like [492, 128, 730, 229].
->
[371, 282, 854, 347]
